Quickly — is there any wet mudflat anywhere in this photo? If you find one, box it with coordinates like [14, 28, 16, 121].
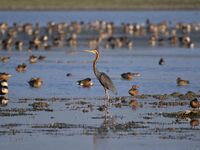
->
[1, 92, 200, 150]
[0, 11, 200, 150]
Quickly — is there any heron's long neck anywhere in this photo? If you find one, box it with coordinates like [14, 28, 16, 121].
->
[93, 52, 100, 77]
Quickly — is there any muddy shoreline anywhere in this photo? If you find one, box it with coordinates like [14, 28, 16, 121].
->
[1, 91, 200, 136]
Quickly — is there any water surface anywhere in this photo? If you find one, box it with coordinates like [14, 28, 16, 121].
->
[0, 10, 200, 150]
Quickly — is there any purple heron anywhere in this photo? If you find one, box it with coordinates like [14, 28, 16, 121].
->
[84, 49, 117, 106]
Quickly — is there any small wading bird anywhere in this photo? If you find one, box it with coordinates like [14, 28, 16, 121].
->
[83, 49, 117, 107]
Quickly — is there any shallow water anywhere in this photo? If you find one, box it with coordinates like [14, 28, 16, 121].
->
[0, 11, 200, 150]
[1, 47, 200, 99]
[1, 10, 200, 25]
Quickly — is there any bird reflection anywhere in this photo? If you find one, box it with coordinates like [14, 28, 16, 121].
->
[93, 108, 116, 150]
[190, 119, 199, 128]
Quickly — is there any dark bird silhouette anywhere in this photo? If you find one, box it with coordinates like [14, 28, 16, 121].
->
[66, 73, 72, 77]
[38, 55, 46, 61]
[158, 58, 165, 65]
[84, 49, 117, 106]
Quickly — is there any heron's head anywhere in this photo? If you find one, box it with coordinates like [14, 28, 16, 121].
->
[83, 49, 98, 55]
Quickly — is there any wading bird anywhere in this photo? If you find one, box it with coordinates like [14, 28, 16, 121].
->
[84, 49, 117, 106]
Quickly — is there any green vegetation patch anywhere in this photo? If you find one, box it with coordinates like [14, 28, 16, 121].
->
[0, 0, 199, 10]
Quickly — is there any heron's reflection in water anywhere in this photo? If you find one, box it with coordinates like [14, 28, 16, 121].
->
[93, 108, 117, 150]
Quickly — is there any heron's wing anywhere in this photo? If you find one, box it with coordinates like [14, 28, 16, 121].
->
[99, 72, 117, 95]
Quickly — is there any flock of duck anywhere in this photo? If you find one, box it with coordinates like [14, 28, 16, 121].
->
[0, 20, 199, 110]
[0, 19, 198, 51]
[0, 66, 199, 110]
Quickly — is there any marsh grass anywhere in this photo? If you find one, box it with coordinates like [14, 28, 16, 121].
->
[0, 0, 199, 10]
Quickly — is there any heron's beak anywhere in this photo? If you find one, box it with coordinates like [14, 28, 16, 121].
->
[83, 50, 96, 54]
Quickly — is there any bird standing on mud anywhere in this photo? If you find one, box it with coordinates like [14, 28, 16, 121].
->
[83, 49, 117, 107]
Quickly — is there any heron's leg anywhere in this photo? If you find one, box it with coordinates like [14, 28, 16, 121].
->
[104, 105, 108, 122]
[104, 89, 110, 117]
[105, 89, 110, 106]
